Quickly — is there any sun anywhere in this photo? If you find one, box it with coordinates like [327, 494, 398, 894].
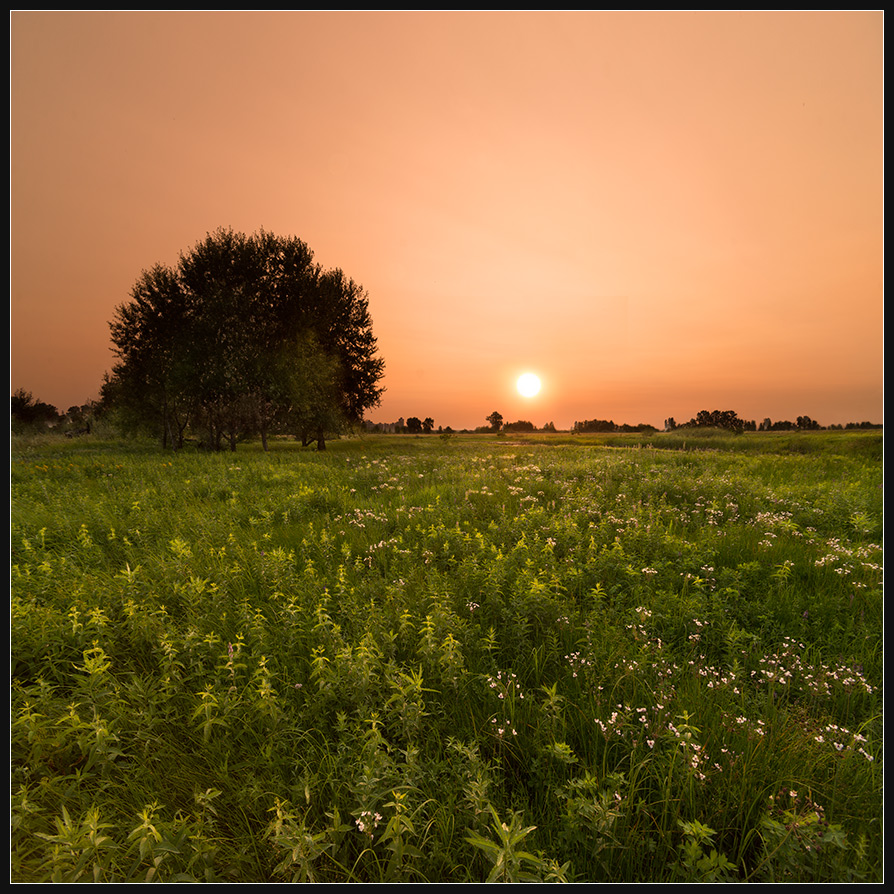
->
[516, 372, 541, 398]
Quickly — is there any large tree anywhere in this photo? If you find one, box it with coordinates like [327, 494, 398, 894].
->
[106, 228, 385, 449]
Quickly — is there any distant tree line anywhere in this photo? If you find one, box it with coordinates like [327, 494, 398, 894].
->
[502, 420, 536, 433]
[573, 418, 658, 434]
[660, 411, 881, 433]
[758, 416, 818, 431]
[405, 417, 435, 433]
[470, 413, 558, 434]
[363, 417, 441, 434]
[664, 409, 753, 433]
[13, 389, 883, 440]
[11, 389, 61, 431]
[10, 389, 100, 436]
[831, 421, 884, 430]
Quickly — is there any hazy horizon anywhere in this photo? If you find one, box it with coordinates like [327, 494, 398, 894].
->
[11, 12, 883, 431]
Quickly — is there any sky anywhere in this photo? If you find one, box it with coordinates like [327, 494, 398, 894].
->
[10, 11, 884, 430]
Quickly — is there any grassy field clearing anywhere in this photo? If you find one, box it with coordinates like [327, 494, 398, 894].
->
[11, 430, 883, 882]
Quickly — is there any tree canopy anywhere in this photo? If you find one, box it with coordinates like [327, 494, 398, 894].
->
[103, 228, 385, 450]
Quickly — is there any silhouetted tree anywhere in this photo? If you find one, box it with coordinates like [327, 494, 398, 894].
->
[11, 389, 60, 431]
[619, 423, 658, 433]
[486, 411, 503, 431]
[106, 228, 385, 450]
[574, 418, 617, 433]
[685, 409, 745, 433]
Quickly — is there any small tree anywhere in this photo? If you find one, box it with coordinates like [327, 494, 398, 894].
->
[686, 409, 745, 433]
[486, 411, 503, 432]
[11, 389, 60, 432]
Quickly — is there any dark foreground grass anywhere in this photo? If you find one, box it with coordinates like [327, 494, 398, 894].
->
[11, 431, 882, 881]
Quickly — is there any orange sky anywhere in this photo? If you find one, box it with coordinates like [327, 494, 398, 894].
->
[10, 11, 883, 430]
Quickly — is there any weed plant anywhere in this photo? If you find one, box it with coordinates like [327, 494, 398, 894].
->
[11, 431, 882, 881]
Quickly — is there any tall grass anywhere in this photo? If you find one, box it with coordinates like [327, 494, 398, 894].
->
[11, 431, 882, 881]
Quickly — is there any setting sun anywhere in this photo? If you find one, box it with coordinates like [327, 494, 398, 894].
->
[517, 373, 542, 398]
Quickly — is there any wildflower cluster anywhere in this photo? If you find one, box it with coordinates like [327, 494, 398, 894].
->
[490, 718, 518, 738]
[813, 723, 875, 762]
[486, 670, 526, 702]
[751, 637, 874, 701]
[565, 651, 595, 679]
[355, 810, 383, 838]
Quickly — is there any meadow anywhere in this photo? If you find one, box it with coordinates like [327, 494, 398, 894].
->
[11, 429, 883, 882]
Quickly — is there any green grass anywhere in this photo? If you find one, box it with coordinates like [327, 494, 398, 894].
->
[11, 431, 883, 881]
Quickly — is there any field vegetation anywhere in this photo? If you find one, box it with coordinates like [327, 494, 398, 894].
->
[11, 429, 883, 881]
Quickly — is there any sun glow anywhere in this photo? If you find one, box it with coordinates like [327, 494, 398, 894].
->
[517, 373, 541, 398]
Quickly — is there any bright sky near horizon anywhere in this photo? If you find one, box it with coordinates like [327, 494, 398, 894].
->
[11, 11, 883, 430]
